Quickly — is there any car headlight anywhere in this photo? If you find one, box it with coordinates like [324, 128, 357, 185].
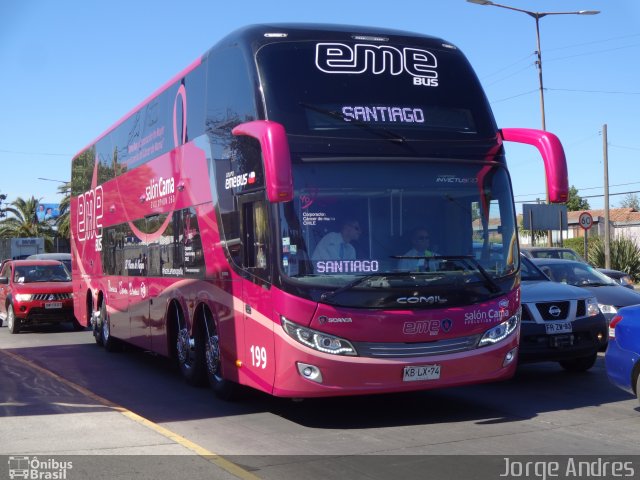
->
[15, 293, 33, 302]
[281, 317, 357, 356]
[478, 307, 520, 347]
[599, 304, 617, 315]
[586, 297, 600, 316]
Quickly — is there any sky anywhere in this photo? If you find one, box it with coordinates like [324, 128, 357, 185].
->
[1, 0, 638, 214]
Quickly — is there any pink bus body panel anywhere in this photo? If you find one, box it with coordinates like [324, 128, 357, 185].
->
[72, 131, 522, 398]
[68, 30, 556, 398]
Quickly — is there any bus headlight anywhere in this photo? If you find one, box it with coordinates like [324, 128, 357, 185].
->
[478, 307, 520, 347]
[281, 317, 357, 356]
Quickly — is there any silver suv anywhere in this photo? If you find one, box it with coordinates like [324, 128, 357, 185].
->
[519, 255, 608, 371]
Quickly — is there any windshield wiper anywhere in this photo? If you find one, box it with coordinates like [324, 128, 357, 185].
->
[581, 281, 612, 287]
[320, 272, 419, 303]
[299, 102, 406, 143]
[390, 255, 503, 295]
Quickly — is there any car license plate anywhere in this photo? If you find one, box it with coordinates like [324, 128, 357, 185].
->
[545, 321, 572, 334]
[403, 364, 441, 382]
[45, 302, 63, 309]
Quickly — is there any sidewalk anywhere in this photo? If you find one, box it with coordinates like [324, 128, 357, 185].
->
[0, 349, 246, 479]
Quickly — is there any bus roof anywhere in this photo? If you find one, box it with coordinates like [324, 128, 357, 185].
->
[72, 23, 464, 161]
[211, 23, 456, 52]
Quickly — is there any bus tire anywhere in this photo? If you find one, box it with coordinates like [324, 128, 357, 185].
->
[98, 302, 118, 352]
[175, 304, 206, 386]
[203, 308, 238, 400]
[7, 305, 20, 334]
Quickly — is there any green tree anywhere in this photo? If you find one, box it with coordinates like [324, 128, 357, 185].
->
[565, 185, 590, 211]
[0, 192, 7, 218]
[619, 193, 640, 211]
[0, 196, 56, 250]
[588, 236, 640, 281]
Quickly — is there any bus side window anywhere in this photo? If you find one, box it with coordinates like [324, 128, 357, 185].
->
[241, 197, 270, 282]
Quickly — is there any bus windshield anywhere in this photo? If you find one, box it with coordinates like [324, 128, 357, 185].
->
[278, 160, 518, 291]
[257, 40, 497, 139]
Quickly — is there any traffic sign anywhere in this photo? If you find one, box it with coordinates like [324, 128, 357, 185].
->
[578, 211, 593, 230]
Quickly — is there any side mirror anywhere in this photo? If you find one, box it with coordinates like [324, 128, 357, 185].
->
[232, 120, 293, 203]
[500, 128, 568, 204]
[0, 277, 8, 285]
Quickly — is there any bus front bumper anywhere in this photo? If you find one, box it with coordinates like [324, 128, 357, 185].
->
[270, 334, 519, 398]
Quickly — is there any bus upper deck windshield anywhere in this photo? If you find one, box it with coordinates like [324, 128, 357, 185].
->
[257, 40, 497, 139]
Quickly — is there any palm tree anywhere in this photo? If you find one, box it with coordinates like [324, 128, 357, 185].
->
[0, 196, 57, 250]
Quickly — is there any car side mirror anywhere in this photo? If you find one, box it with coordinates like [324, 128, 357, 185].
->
[0, 276, 8, 285]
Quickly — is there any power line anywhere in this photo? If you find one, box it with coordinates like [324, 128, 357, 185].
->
[0, 149, 71, 157]
[547, 87, 640, 96]
[515, 181, 640, 199]
[515, 190, 640, 204]
[545, 42, 640, 64]
[609, 143, 640, 151]
[485, 63, 535, 87]
[480, 53, 535, 81]
[489, 89, 539, 104]
[544, 32, 640, 53]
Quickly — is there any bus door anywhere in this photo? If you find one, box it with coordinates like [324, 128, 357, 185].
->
[238, 193, 276, 390]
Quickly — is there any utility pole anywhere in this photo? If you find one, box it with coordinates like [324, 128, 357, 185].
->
[603, 124, 611, 269]
[467, 1, 599, 247]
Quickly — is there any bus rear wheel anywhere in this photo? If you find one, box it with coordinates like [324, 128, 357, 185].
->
[175, 304, 206, 386]
[96, 302, 117, 352]
[203, 309, 237, 400]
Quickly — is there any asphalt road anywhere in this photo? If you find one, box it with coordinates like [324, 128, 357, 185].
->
[1, 323, 639, 480]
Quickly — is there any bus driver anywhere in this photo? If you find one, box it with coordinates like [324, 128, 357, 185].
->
[311, 219, 361, 262]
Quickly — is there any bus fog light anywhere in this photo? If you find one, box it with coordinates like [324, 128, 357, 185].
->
[503, 347, 517, 367]
[297, 362, 323, 383]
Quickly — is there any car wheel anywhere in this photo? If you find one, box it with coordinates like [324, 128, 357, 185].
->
[559, 353, 597, 372]
[203, 308, 238, 400]
[7, 305, 19, 334]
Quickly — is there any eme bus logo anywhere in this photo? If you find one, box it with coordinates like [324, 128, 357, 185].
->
[77, 186, 104, 246]
[315, 43, 438, 86]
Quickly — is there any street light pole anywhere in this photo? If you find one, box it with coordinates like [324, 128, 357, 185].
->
[533, 14, 546, 131]
[467, 0, 599, 129]
[467, 0, 599, 245]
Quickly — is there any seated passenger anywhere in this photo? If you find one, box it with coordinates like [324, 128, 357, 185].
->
[398, 228, 438, 271]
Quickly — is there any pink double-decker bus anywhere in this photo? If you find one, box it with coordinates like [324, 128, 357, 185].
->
[70, 24, 568, 399]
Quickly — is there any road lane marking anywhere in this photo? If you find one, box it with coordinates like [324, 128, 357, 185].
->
[0, 349, 261, 480]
